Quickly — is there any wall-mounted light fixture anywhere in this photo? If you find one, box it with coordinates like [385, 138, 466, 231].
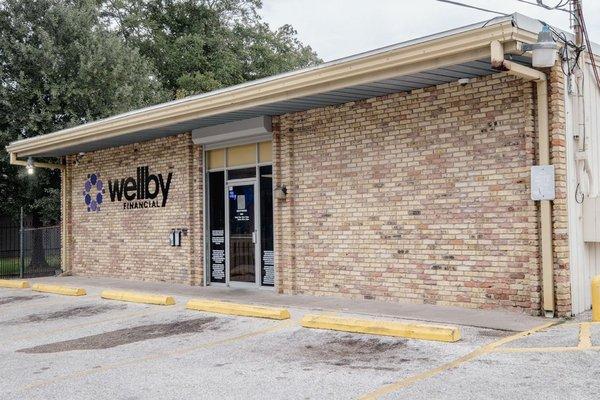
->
[522, 25, 559, 68]
[74, 152, 86, 165]
[274, 185, 287, 200]
[9, 153, 64, 172]
[26, 157, 34, 175]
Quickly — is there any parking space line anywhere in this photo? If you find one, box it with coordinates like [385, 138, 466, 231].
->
[493, 346, 600, 353]
[357, 321, 556, 400]
[578, 322, 592, 349]
[561, 321, 600, 327]
[486, 322, 597, 354]
[21, 318, 294, 392]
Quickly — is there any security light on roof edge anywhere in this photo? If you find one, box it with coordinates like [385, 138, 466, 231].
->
[26, 157, 34, 175]
[522, 25, 559, 68]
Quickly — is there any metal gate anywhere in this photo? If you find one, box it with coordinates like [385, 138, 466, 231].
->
[0, 223, 61, 278]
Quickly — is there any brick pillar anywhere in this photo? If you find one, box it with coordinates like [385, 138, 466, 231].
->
[547, 63, 571, 316]
[188, 141, 204, 285]
[272, 116, 286, 293]
[62, 156, 74, 273]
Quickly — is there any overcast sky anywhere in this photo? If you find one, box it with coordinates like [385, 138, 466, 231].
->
[260, 0, 600, 61]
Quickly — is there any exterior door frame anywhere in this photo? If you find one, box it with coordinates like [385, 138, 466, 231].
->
[202, 140, 274, 290]
[225, 178, 260, 287]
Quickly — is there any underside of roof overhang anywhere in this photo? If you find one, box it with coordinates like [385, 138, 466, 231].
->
[7, 13, 548, 159]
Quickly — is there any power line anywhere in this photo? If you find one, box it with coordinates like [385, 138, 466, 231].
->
[516, 0, 571, 12]
[574, 1, 600, 89]
[434, 0, 510, 16]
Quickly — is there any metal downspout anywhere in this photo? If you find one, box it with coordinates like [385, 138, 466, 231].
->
[490, 40, 555, 317]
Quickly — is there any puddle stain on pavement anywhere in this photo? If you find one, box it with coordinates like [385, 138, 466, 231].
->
[17, 317, 220, 353]
[0, 295, 47, 305]
[7, 304, 127, 325]
[285, 331, 429, 371]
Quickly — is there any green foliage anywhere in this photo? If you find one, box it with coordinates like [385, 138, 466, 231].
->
[32, 188, 62, 225]
[0, 0, 167, 222]
[1, 0, 320, 223]
[101, 0, 320, 98]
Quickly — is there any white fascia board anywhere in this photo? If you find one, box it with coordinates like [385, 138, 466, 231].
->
[8, 14, 551, 157]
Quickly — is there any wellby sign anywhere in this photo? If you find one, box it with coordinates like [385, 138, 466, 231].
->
[84, 166, 173, 212]
[109, 166, 173, 209]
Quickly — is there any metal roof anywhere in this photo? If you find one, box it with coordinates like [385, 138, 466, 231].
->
[39, 57, 534, 157]
[8, 12, 589, 158]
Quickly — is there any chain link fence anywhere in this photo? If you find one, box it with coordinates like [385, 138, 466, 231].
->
[0, 223, 61, 278]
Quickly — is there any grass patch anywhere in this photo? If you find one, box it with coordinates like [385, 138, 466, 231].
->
[0, 255, 61, 276]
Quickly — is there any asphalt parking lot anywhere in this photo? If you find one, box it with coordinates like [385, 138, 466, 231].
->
[0, 284, 599, 400]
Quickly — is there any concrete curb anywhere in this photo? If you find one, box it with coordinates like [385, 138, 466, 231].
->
[31, 283, 86, 296]
[0, 280, 30, 289]
[186, 299, 291, 320]
[101, 290, 176, 305]
[301, 314, 461, 342]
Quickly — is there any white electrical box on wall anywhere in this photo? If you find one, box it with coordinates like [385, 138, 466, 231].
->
[531, 165, 555, 201]
[583, 197, 600, 242]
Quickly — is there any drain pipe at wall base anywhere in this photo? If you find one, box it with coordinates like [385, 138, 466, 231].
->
[490, 40, 555, 318]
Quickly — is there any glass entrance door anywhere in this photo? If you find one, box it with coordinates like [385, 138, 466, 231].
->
[227, 183, 256, 283]
[205, 142, 274, 287]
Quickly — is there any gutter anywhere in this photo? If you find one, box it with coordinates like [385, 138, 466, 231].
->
[490, 40, 555, 317]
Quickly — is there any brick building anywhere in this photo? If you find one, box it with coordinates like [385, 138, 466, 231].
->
[7, 14, 600, 317]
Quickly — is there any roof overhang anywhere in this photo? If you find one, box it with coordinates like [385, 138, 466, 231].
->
[7, 13, 550, 159]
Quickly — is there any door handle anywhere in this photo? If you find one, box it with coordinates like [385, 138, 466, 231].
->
[252, 231, 256, 244]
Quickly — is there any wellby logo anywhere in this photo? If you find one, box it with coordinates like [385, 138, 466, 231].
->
[108, 166, 173, 209]
[83, 173, 105, 212]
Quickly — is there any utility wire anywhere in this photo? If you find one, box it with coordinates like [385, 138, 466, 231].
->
[574, 2, 600, 89]
[514, 1, 594, 85]
[516, 0, 571, 13]
[434, 0, 598, 89]
[434, 0, 510, 16]
[516, 0, 580, 26]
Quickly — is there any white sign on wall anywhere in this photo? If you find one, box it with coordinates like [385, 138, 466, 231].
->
[531, 165, 555, 201]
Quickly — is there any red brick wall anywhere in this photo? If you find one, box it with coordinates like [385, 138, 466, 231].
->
[273, 73, 546, 313]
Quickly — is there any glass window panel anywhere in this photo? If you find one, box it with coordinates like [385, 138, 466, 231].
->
[227, 143, 256, 167]
[258, 141, 272, 163]
[227, 167, 256, 180]
[207, 149, 225, 169]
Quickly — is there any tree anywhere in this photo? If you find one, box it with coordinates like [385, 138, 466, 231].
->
[100, 0, 321, 98]
[1, 0, 320, 238]
[0, 0, 167, 269]
[0, 0, 167, 219]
